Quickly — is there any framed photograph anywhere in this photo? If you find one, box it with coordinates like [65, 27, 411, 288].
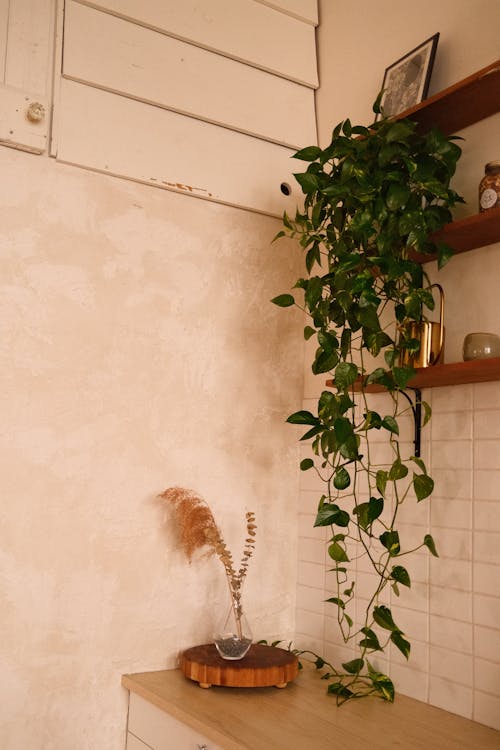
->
[376, 33, 439, 119]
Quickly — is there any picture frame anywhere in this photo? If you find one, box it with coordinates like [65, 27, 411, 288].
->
[376, 33, 440, 120]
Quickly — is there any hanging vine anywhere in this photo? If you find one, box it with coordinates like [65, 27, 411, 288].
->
[272, 101, 463, 701]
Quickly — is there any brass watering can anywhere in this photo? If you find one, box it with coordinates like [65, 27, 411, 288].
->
[399, 284, 445, 368]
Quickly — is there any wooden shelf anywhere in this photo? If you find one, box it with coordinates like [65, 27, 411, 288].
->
[410, 206, 500, 261]
[399, 59, 500, 261]
[399, 59, 500, 135]
[325, 62, 500, 393]
[326, 358, 500, 393]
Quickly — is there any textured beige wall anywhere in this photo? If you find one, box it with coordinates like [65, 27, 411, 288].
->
[0, 147, 304, 748]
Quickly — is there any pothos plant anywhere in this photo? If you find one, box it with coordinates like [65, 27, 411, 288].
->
[272, 100, 463, 702]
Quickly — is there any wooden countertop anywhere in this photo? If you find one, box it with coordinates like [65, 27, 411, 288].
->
[122, 665, 500, 750]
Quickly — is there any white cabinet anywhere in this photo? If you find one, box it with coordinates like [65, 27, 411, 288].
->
[126, 692, 224, 750]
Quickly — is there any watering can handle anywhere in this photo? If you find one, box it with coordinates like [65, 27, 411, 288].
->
[429, 283, 445, 364]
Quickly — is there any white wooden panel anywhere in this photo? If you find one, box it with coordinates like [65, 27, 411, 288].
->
[63, 1, 316, 148]
[75, 0, 318, 87]
[125, 732, 152, 750]
[128, 693, 225, 750]
[0, 85, 49, 153]
[3, 0, 54, 96]
[0, 0, 9, 84]
[57, 79, 301, 217]
[255, 0, 318, 25]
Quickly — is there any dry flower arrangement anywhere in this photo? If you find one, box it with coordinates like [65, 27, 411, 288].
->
[159, 486, 257, 659]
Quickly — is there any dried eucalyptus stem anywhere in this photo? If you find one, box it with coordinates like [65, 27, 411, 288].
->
[159, 486, 256, 638]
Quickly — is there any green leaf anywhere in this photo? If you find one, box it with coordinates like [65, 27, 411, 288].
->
[388, 459, 408, 481]
[334, 417, 354, 445]
[373, 605, 398, 632]
[294, 171, 320, 194]
[287, 410, 318, 426]
[314, 504, 350, 528]
[422, 400, 432, 426]
[437, 242, 454, 269]
[299, 425, 323, 441]
[304, 325, 316, 341]
[271, 293, 295, 307]
[360, 410, 382, 430]
[326, 596, 345, 609]
[327, 682, 354, 699]
[334, 362, 359, 389]
[367, 663, 395, 702]
[306, 242, 321, 272]
[410, 455, 427, 473]
[353, 496, 383, 531]
[386, 183, 411, 211]
[359, 627, 382, 652]
[357, 305, 381, 332]
[392, 366, 415, 388]
[342, 658, 364, 675]
[366, 367, 389, 385]
[272, 230, 286, 242]
[328, 541, 349, 562]
[413, 472, 434, 501]
[365, 330, 393, 357]
[305, 276, 323, 309]
[424, 533, 439, 557]
[312, 348, 339, 374]
[379, 530, 400, 556]
[300, 458, 314, 471]
[318, 330, 339, 353]
[333, 467, 351, 490]
[372, 90, 384, 114]
[381, 415, 399, 435]
[376, 470, 388, 496]
[391, 565, 411, 588]
[293, 145, 322, 161]
[385, 120, 414, 144]
[391, 631, 411, 660]
[314, 656, 326, 669]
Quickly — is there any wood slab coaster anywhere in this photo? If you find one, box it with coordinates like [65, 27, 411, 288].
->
[180, 643, 299, 689]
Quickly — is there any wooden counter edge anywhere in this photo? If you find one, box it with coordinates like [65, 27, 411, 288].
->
[122, 671, 246, 750]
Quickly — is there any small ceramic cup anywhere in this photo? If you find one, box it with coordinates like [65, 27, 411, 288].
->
[463, 332, 500, 361]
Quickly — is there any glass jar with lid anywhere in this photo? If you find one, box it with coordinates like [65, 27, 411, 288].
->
[479, 161, 500, 211]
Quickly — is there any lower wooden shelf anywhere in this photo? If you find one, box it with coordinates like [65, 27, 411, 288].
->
[326, 357, 500, 392]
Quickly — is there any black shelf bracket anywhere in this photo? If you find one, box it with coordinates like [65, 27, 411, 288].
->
[399, 388, 423, 457]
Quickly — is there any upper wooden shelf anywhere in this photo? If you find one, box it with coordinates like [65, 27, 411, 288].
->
[326, 358, 500, 393]
[399, 59, 500, 135]
[399, 59, 500, 261]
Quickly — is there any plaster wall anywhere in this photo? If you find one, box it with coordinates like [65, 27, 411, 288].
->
[294, 0, 500, 729]
[0, 146, 304, 748]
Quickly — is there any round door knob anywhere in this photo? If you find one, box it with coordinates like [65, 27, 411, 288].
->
[26, 102, 45, 123]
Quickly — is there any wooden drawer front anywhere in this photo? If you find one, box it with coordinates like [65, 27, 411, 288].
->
[128, 693, 224, 750]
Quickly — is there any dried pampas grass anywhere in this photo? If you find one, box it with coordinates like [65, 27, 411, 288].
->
[159, 486, 256, 626]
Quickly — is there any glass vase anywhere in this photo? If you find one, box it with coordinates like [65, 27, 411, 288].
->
[214, 599, 252, 660]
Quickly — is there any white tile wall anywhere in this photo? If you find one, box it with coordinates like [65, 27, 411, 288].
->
[295, 380, 500, 730]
